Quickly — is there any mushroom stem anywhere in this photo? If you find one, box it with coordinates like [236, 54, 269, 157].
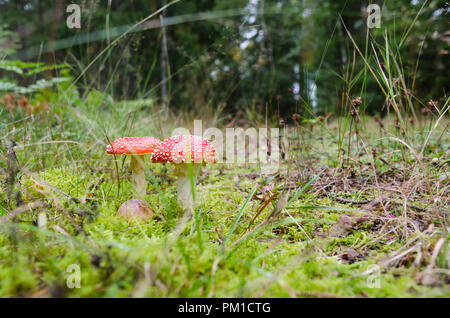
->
[130, 155, 146, 197]
[175, 163, 201, 211]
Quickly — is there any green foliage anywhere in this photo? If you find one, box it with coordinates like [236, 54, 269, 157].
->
[0, 24, 19, 58]
[0, 60, 71, 94]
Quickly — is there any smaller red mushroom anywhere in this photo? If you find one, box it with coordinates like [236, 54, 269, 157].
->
[151, 135, 218, 210]
[106, 137, 160, 197]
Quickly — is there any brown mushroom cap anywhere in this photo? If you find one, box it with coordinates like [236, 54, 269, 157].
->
[117, 199, 154, 220]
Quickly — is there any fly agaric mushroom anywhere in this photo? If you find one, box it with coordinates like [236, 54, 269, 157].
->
[106, 137, 160, 197]
[151, 135, 218, 210]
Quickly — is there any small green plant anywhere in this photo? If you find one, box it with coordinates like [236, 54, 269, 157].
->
[0, 60, 71, 95]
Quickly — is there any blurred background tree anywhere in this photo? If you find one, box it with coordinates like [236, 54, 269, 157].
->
[0, 0, 448, 119]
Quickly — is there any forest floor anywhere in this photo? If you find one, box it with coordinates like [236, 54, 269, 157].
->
[0, 110, 449, 297]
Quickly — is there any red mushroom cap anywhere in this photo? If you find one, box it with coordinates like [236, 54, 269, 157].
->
[106, 137, 160, 155]
[151, 135, 218, 164]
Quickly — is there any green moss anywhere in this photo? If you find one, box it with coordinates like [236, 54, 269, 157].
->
[1, 114, 448, 298]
